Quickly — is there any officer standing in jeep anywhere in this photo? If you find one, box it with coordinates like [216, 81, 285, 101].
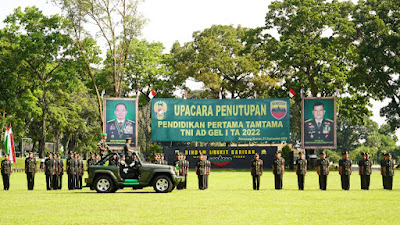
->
[296, 151, 307, 190]
[272, 151, 285, 189]
[339, 151, 352, 190]
[250, 153, 263, 190]
[97, 133, 110, 158]
[25, 152, 37, 190]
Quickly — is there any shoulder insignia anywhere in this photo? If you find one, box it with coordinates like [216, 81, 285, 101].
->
[305, 119, 313, 123]
[107, 119, 115, 123]
[325, 119, 334, 122]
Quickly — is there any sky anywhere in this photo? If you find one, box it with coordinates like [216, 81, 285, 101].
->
[0, 0, 394, 139]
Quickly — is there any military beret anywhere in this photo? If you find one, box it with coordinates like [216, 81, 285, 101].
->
[341, 151, 348, 155]
[388, 153, 392, 156]
[120, 154, 125, 157]
[320, 151, 326, 155]
[102, 133, 107, 136]
[383, 152, 387, 156]
[275, 150, 281, 154]
[361, 152, 365, 156]
[126, 137, 131, 140]
[254, 153, 259, 157]
[298, 151, 303, 155]
[365, 152, 369, 156]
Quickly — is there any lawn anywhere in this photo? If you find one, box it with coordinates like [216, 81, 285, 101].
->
[0, 169, 399, 225]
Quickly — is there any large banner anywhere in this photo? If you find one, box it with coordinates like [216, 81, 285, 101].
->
[103, 98, 138, 148]
[301, 97, 336, 149]
[151, 98, 290, 142]
[163, 146, 278, 169]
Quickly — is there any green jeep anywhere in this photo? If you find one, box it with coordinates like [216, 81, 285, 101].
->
[85, 151, 184, 193]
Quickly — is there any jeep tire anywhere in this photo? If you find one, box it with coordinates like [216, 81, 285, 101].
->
[94, 175, 115, 193]
[153, 175, 172, 193]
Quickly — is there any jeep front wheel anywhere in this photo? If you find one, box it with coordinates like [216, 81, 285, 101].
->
[153, 175, 172, 193]
[94, 175, 114, 193]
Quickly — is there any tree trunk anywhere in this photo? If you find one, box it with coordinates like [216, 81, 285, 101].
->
[39, 81, 47, 158]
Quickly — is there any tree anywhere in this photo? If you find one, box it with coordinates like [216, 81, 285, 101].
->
[2, 7, 75, 157]
[171, 25, 277, 99]
[53, 0, 147, 97]
[352, 0, 400, 131]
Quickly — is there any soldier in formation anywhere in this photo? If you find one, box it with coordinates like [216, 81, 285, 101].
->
[339, 151, 352, 190]
[382, 153, 395, 190]
[87, 153, 97, 168]
[195, 153, 206, 190]
[44, 152, 55, 190]
[160, 154, 168, 165]
[272, 150, 285, 190]
[58, 154, 64, 189]
[182, 154, 189, 189]
[67, 152, 76, 190]
[25, 152, 37, 190]
[359, 152, 372, 190]
[250, 153, 263, 190]
[176, 153, 184, 190]
[1, 154, 12, 190]
[204, 155, 211, 189]
[76, 154, 84, 189]
[316, 151, 329, 190]
[53, 153, 59, 190]
[296, 151, 307, 190]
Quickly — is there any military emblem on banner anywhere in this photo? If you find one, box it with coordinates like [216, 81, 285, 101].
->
[154, 101, 167, 120]
[270, 100, 287, 120]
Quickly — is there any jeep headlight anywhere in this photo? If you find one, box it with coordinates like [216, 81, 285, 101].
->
[170, 167, 177, 175]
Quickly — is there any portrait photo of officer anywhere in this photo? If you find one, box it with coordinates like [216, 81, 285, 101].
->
[104, 98, 137, 147]
[302, 98, 336, 149]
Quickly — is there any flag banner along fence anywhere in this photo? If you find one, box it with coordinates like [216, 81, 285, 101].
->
[151, 98, 290, 142]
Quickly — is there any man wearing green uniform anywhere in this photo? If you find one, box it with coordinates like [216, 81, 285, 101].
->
[97, 133, 110, 159]
[195, 153, 206, 190]
[67, 152, 76, 190]
[53, 153, 59, 190]
[87, 153, 97, 168]
[317, 151, 329, 190]
[44, 153, 55, 190]
[272, 151, 285, 189]
[204, 155, 211, 189]
[296, 151, 307, 190]
[358, 152, 366, 189]
[362, 153, 372, 190]
[250, 153, 263, 190]
[182, 154, 189, 189]
[124, 138, 133, 164]
[160, 154, 168, 165]
[25, 152, 37, 190]
[1, 154, 12, 190]
[76, 154, 83, 189]
[380, 152, 387, 189]
[339, 151, 352, 190]
[383, 153, 395, 190]
[176, 153, 184, 190]
[58, 154, 64, 189]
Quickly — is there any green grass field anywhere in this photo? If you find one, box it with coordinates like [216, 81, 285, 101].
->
[0, 170, 399, 225]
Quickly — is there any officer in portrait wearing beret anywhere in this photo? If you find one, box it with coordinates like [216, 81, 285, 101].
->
[339, 151, 352, 190]
[106, 103, 135, 143]
[304, 102, 334, 145]
[316, 151, 329, 190]
[296, 151, 307, 190]
[250, 153, 263, 190]
[272, 151, 285, 190]
[25, 152, 37, 190]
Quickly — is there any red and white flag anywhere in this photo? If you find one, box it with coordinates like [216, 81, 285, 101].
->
[335, 85, 340, 97]
[149, 88, 156, 99]
[289, 88, 296, 98]
[184, 89, 187, 99]
[219, 88, 223, 99]
[4, 124, 16, 163]
[100, 87, 105, 99]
